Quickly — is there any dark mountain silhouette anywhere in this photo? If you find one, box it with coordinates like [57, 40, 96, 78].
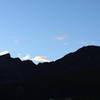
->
[0, 45, 100, 100]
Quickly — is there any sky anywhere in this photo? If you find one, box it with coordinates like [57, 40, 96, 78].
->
[0, 0, 100, 63]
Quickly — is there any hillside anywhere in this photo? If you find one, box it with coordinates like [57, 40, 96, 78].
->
[0, 45, 100, 100]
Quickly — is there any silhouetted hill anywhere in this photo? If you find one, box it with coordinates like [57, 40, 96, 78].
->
[0, 45, 100, 100]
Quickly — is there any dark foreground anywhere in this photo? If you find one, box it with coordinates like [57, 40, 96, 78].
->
[0, 45, 100, 100]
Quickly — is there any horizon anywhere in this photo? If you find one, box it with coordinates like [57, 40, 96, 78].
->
[0, 44, 99, 64]
[0, 0, 100, 63]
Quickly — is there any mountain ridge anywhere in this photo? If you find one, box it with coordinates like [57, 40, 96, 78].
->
[0, 45, 100, 100]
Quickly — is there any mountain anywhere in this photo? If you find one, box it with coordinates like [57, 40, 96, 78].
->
[0, 45, 100, 100]
[37, 46, 100, 99]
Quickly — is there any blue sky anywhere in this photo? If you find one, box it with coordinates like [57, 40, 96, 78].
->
[0, 0, 100, 62]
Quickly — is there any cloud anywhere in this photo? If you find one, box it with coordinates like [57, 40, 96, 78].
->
[21, 55, 50, 62]
[55, 34, 68, 41]
[0, 51, 9, 56]
[32, 56, 50, 62]
[55, 36, 65, 40]
[21, 55, 31, 60]
[80, 41, 88, 44]
[80, 41, 96, 45]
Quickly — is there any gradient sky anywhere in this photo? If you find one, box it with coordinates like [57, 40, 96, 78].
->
[0, 0, 100, 62]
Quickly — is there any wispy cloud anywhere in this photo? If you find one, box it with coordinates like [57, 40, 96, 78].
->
[80, 41, 96, 45]
[55, 34, 68, 41]
[32, 56, 50, 62]
[80, 41, 88, 44]
[21, 55, 31, 60]
[55, 36, 65, 40]
[0, 51, 9, 56]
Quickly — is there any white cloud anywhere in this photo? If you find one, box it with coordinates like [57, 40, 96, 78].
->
[80, 41, 96, 45]
[21, 55, 31, 60]
[32, 56, 50, 62]
[80, 41, 88, 44]
[55, 34, 68, 41]
[0, 51, 9, 56]
[56, 36, 65, 40]
[21, 55, 50, 62]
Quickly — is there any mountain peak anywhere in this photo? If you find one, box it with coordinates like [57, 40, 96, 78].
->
[0, 53, 11, 59]
[76, 45, 100, 53]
